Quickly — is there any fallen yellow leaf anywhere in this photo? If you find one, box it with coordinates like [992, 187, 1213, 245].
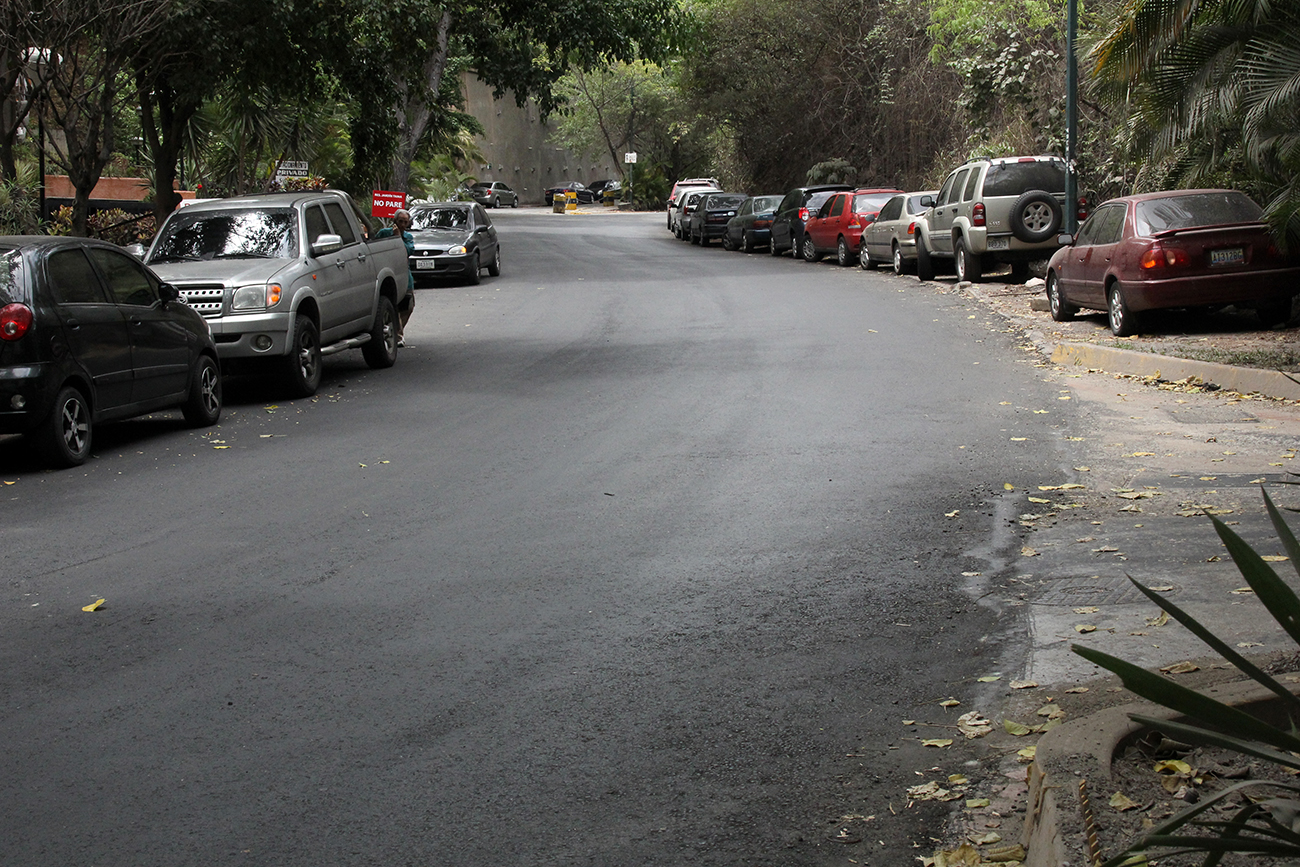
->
[81, 599, 105, 612]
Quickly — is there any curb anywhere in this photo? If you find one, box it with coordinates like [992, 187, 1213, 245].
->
[1050, 343, 1300, 401]
[1022, 679, 1283, 866]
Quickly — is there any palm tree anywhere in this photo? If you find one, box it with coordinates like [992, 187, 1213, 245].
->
[1087, 0, 1300, 248]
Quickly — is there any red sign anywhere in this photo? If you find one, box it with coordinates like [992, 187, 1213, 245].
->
[372, 190, 407, 218]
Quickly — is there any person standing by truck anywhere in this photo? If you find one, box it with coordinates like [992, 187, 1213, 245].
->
[376, 209, 415, 345]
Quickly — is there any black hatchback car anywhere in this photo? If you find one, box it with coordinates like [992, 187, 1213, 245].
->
[408, 203, 501, 286]
[769, 184, 854, 257]
[0, 236, 221, 467]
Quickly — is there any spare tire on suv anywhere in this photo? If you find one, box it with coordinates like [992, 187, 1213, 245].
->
[1010, 190, 1063, 243]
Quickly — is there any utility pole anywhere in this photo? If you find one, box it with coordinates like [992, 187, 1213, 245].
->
[1066, 0, 1079, 232]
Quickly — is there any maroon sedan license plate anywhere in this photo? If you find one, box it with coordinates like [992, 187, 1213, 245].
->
[1209, 247, 1244, 266]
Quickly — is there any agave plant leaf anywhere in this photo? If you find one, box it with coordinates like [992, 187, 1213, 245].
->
[1208, 510, 1300, 647]
[1129, 715, 1300, 771]
[1135, 834, 1300, 856]
[1124, 576, 1300, 716]
[1072, 645, 1300, 753]
[1263, 488, 1300, 579]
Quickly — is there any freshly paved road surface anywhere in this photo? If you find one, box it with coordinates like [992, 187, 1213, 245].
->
[1, 210, 1076, 865]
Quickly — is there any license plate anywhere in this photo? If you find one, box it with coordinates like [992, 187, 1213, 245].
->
[1209, 247, 1244, 266]
[986, 236, 1009, 250]
[415, 259, 437, 270]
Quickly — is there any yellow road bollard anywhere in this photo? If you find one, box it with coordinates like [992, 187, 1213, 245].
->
[565, 190, 577, 212]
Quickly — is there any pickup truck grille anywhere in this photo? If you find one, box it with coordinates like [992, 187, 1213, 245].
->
[177, 285, 225, 317]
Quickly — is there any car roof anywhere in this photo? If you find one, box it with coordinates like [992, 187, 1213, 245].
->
[412, 202, 472, 210]
[1102, 188, 1241, 206]
[0, 235, 124, 252]
[174, 190, 350, 211]
[854, 188, 905, 195]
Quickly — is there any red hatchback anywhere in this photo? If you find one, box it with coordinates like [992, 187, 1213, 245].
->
[1045, 189, 1300, 336]
[802, 188, 904, 266]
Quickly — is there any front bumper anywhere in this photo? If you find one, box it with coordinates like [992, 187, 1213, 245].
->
[411, 253, 475, 283]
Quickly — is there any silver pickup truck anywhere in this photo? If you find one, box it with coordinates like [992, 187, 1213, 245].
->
[145, 190, 410, 397]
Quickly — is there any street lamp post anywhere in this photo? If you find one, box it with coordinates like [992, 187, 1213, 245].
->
[1066, 0, 1079, 233]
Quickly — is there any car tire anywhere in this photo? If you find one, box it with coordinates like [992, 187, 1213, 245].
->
[283, 313, 323, 397]
[181, 354, 223, 426]
[700, 231, 710, 247]
[741, 231, 753, 253]
[915, 233, 935, 281]
[487, 245, 502, 277]
[1010, 190, 1063, 243]
[1046, 272, 1077, 322]
[859, 240, 876, 270]
[802, 236, 821, 262]
[770, 233, 783, 256]
[467, 252, 481, 285]
[32, 384, 92, 467]
[721, 232, 734, 251]
[1107, 283, 1138, 337]
[955, 237, 982, 282]
[892, 243, 907, 276]
[1256, 298, 1292, 328]
[362, 296, 399, 369]
[837, 237, 853, 267]
[511, 197, 518, 208]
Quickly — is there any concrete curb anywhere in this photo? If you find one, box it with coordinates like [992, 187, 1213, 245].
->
[1050, 343, 1300, 401]
[1022, 679, 1284, 866]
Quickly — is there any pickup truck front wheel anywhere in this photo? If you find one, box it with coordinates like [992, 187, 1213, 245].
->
[363, 296, 399, 369]
[283, 313, 322, 397]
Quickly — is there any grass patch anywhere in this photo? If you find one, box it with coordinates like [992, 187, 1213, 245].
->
[1153, 346, 1300, 371]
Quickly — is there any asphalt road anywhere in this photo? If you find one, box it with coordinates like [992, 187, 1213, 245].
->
[1, 210, 1078, 865]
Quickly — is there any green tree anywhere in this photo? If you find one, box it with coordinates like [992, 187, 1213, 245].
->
[1087, 0, 1300, 247]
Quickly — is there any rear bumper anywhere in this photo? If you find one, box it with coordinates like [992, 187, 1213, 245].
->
[1123, 268, 1300, 312]
[0, 362, 56, 435]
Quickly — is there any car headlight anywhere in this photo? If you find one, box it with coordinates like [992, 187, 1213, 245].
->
[232, 283, 282, 311]
[448, 245, 467, 255]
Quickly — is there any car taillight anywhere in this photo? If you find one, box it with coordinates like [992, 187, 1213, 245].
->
[906, 221, 917, 236]
[1, 303, 33, 341]
[1076, 197, 1090, 222]
[753, 219, 771, 229]
[1139, 243, 1189, 270]
[848, 217, 860, 229]
[972, 202, 986, 227]
[798, 207, 809, 222]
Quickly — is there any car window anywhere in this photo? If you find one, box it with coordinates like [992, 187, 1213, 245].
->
[906, 194, 935, 215]
[877, 197, 904, 222]
[411, 208, 469, 229]
[779, 192, 799, 212]
[982, 160, 1066, 196]
[1093, 206, 1126, 245]
[828, 195, 846, 218]
[753, 196, 782, 213]
[151, 208, 299, 261]
[962, 169, 981, 202]
[46, 248, 109, 304]
[1074, 206, 1111, 246]
[90, 247, 158, 307]
[736, 199, 753, 217]
[852, 193, 896, 215]
[0, 248, 23, 306]
[1134, 191, 1263, 234]
[805, 190, 838, 213]
[473, 205, 491, 225]
[305, 205, 331, 244]
[322, 203, 357, 246]
[936, 172, 959, 206]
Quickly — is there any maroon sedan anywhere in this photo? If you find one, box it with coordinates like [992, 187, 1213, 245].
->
[1045, 189, 1300, 336]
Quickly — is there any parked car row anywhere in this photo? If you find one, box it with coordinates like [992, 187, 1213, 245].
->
[667, 156, 1300, 336]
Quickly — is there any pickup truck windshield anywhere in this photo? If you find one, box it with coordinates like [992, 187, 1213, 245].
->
[411, 208, 469, 230]
[151, 209, 299, 262]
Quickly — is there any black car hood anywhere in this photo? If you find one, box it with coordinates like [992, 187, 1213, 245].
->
[410, 228, 472, 247]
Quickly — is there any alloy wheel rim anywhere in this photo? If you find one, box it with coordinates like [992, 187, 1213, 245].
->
[201, 365, 220, 415]
[62, 398, 87, 454]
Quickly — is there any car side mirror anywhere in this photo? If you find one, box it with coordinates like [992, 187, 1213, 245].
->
[919, 195, 935, 207]
[312, 233, 343, 256]
[123, 242, 146, 260]
[159, 282, 179, 303]
[1057, 232, 1075, 246]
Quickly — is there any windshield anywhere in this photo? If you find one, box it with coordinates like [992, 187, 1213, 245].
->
[752, 196, 782, 213]
[150, 209, 298, 261]
[1134, 192, 1263, 235]
[705, 194, 747, 210]
[805, 191, 838, 212]
[411, 208, 469, 230]
[0, 248, 22, 305]
[852, 193, 895, 214]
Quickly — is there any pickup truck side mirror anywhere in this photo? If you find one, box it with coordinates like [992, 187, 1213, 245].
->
[312, 233, 343, 257]
[1057, 232, 1076, 246]
[123, 242, 146, 260]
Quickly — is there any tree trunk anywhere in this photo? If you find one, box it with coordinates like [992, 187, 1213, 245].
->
[387, 9, 452, 193]
[138, 75, 194, 223]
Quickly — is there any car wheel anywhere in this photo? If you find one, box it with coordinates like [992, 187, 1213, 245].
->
[466, 252, 481, 285]
[859, 240, 876, 270]
[1046, 272, 1077, 322]
[511, 197, 518, 208]
[1010, 190, 1063, 243]
[721, 232, 734, 251]
[487, 245, 502, 277]
[915, 233, 935, 281]
[181, 354, 223, 425]
[802, 236, 821, 262]
[283, 313, 323, 397]
[742, 231, 753, 253]
[892, 243, 907, 276]
[32, 384, 92, 467]
[1256, 298, 1292, 328]
[1107, 283, 1138, 337]
[770, 232, 783, 256]
[362, 296, 399, 369]
[955, 237, 982, 282]
[837, 237, 853, 267]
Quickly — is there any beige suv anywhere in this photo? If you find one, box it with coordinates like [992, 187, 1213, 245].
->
[913, 156, 1067, 282]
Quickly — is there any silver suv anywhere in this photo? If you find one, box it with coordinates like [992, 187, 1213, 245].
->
[914, 155, 1067, 282]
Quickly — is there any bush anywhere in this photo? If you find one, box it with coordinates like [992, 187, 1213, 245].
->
[47, 207, 156, 246]
[0, 180, 39, 234]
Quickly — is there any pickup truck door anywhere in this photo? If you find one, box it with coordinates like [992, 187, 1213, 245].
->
[304, 204, 354, 339]
[323, 201, 377, 327]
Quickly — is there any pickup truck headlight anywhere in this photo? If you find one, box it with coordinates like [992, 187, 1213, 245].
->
[448, 245, 467, 255]
[232, 283, 282, 311]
